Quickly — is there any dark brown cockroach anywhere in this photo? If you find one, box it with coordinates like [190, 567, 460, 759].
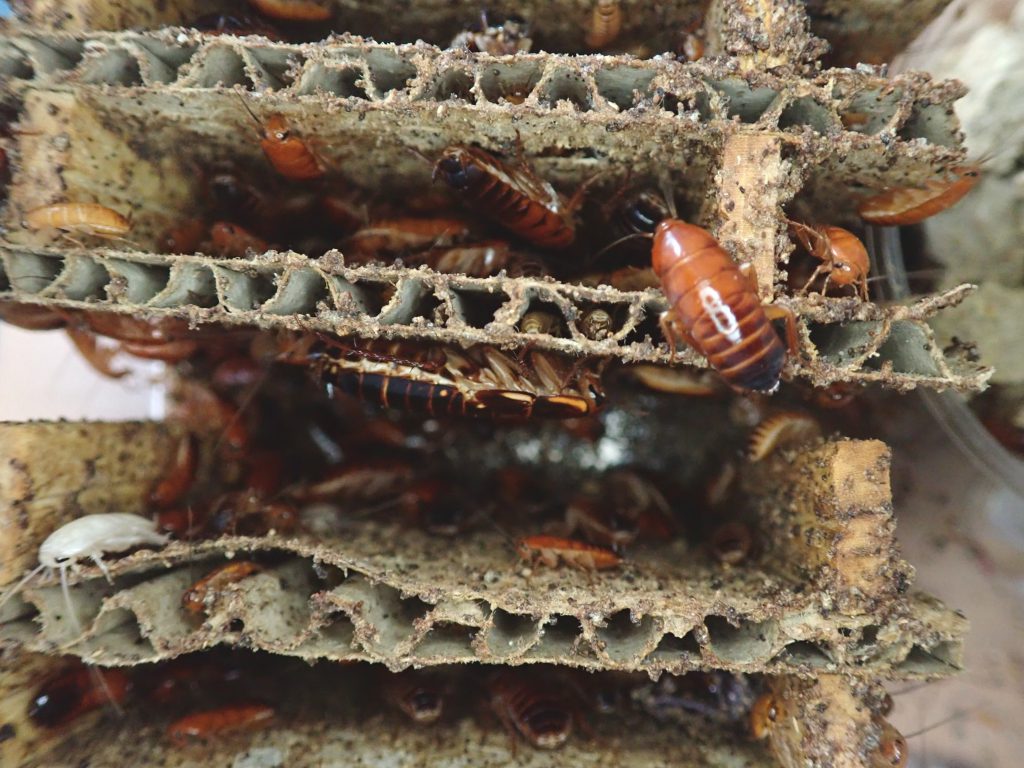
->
[747, 411, 821, 462]
[181, 561, 263, 619]
[246, 0, 330, 22]
[28, 665, 132, 728]
[584, 0, 623, 49]
[167, 703, 275, 745]
[202, 491, 298, 538]
[489, 672, 578, 750]
[709, 521, 753, 565]
[626, 364, 722, 396]
[210, 221, 271, 258]
[653, 219, 798, 394]
[433, 146, 579, 250]
[788, 220, 870, 300]
[149, 434, 198, 510]
[24, 202, 130, 241]
[344, 217, 474, 261]
[517, 534, 622, 570]
[858, 165, 980, 225]
[385, 670, 449, 725]
[142, 656, 246, 706]
[191, 12, 282, 39]
[450, 11, 532, 54]
[238, 98, 324, 180]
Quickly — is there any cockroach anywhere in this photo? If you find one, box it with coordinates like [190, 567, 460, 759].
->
[141, 656, 247, 706]
[520, 310, 560, 335]
[489, 672, 577, 750]
[747, 411, 821, 462]
[564, 495, 637, 549]
[408, 240, 516, 277]
[580, 266, 660, 292]
[212, 355, 264, 391]
[809, 381, 859, 410]
[857, 165, 980, 225]
[579, 308, 613, 340]
[23, 202, 130, 239]
[205, 493, 298, 537]
[155, 507, 208, 540]
[433, 146, 578, 250]
[0, 302, 66, 330]
[637, 672, 755, 726]
[385, 670, 448, 725]
[208, 173, 280, 231]
[246, 0, 330, 22]
[238, 97, 324, 180]
[171, 380, 250, 462]
[517, 534, 622, 570]
[76, 311, 201, 363]
[167, 703, 275, 745]
[872, 717, 907, 768]
[450, 11, 532, 55]
[289, 458, 416, 505]
[788, 220, 870, 300]
[210, 221, 270, 258]
[181, 561, 263, 619]
[681, 31, 705, 61]
[652, 219, 798, 394]
[709, 521, 753, 565]
[627, 364, 721, 396]
[160, 218, 207, 254]
[28, 665, 133, 728]
[191, 12, 282, 39]
[344, 217, 473, 261]
[319, 193, 368, 233]
[148, 434, 198, 510]
[584, 0, 623, 50]
[243, 450, 287, 498]
[749, 692, 784, 739]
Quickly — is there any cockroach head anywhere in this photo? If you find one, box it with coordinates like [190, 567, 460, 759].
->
[432, 149, 475, 190]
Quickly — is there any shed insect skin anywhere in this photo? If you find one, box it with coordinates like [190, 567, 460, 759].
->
[23, 203, 130, 238]
[652, 219, 798, 394]
[747, 411, 822, 462]
[433, 146, 578, 250]
[517, 534, 622, 570]
[857, 165, 980, 225]
[167, 703, 275, 745]
[246, 0, 331, 22]
[489, 672, 578, 750]
[181, 561, 263, 619]
[584, 0, 623, 50]
[238, 97, 324, 180]
[788, 220, 870, 300]
[28, 666, 133, 728]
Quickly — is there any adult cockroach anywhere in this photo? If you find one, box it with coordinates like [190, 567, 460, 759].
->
[489, 672, 578, 750]
[788, 220, 870, 300]
[652, 219, 798, 394]
[181, 561, 263, 619]
[432, 146, 579, 250]
[246, 0, 330, 22]
[237, 96, 324, 180]
[167, 703, 275, 744]
[858, 165, 980, 225]
[747, 411, 821, 462]
[517, 534, 622, 570]
[171, 380, 250, 462]
[210, 221, 271, 257]
[450, 11, 532, 54]
[24, 202, 130, 240]
[28, 665, 133, 728]
[584, 0, 623, 50]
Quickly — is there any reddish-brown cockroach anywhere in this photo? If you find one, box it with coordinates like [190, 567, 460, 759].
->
[584, 0, 623, 49]
[207, 173, 284, 234]
[238, 97, 324, 180]
[142, 656, 246, 706]
[212, 355, 264, 390]
[858, 165, 980, 225]
[489, 672, 578, 750]
[749, 692, 784, 739]
[809, 381, 860, 409]
[204, 492, 298, 537]
[149, 434, 198, 510]
[0, 302, 66, 330]
[747, 411, 821, 462]
[709, 521, 753, 565]
[788, 220, 870, 300]
[28, 665, 133, 728]
[344, 217, 474, 260]
[160, 218, 207, 254]
[77, 312, 202, 363]
[450, 11, 532, 55]
[385, 670, 448, 725]
[210, 221, 270, 258]
[191, 12, 282, 39]
[626, 364, 722, 396]
[167, 702, 275, 745]
[872, 717, 908, 768]
[433, 146, 579, 250]
[517, 534, 622, 570]
[290, 457, 417, 505]
[181, 561, 263, 619]
[408, 240, 517, 277]
[320, 193, 368, 233]
[171, 380, 250, 462]
[652, 219, 798, 394]
[246, 0, 330, 21]
[155, 507, 208, 540]
[24, 202, 130, 239]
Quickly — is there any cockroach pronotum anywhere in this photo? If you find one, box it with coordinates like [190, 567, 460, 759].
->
[210, 221, 271, 258]
[181, 561, 263, 619]
[167, 703, 275, 744]
[517, 534, 622, 570]
[28, 665, 133, 728]
[246, 0, 331, 22]
[857, 165, 980, 225]
[652, 219, 798, 394]
[788, 220, 870, 300]
[23, 203, 130, 239]
[148, 434, 198, 510]
[73, 312, 203, 364]
[584, 0, 623, 50]
[747, 411, 822, 462]
[238, 97, 324, 180]
[489, 672, 577, 750]
[432, 146, 578, 250]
